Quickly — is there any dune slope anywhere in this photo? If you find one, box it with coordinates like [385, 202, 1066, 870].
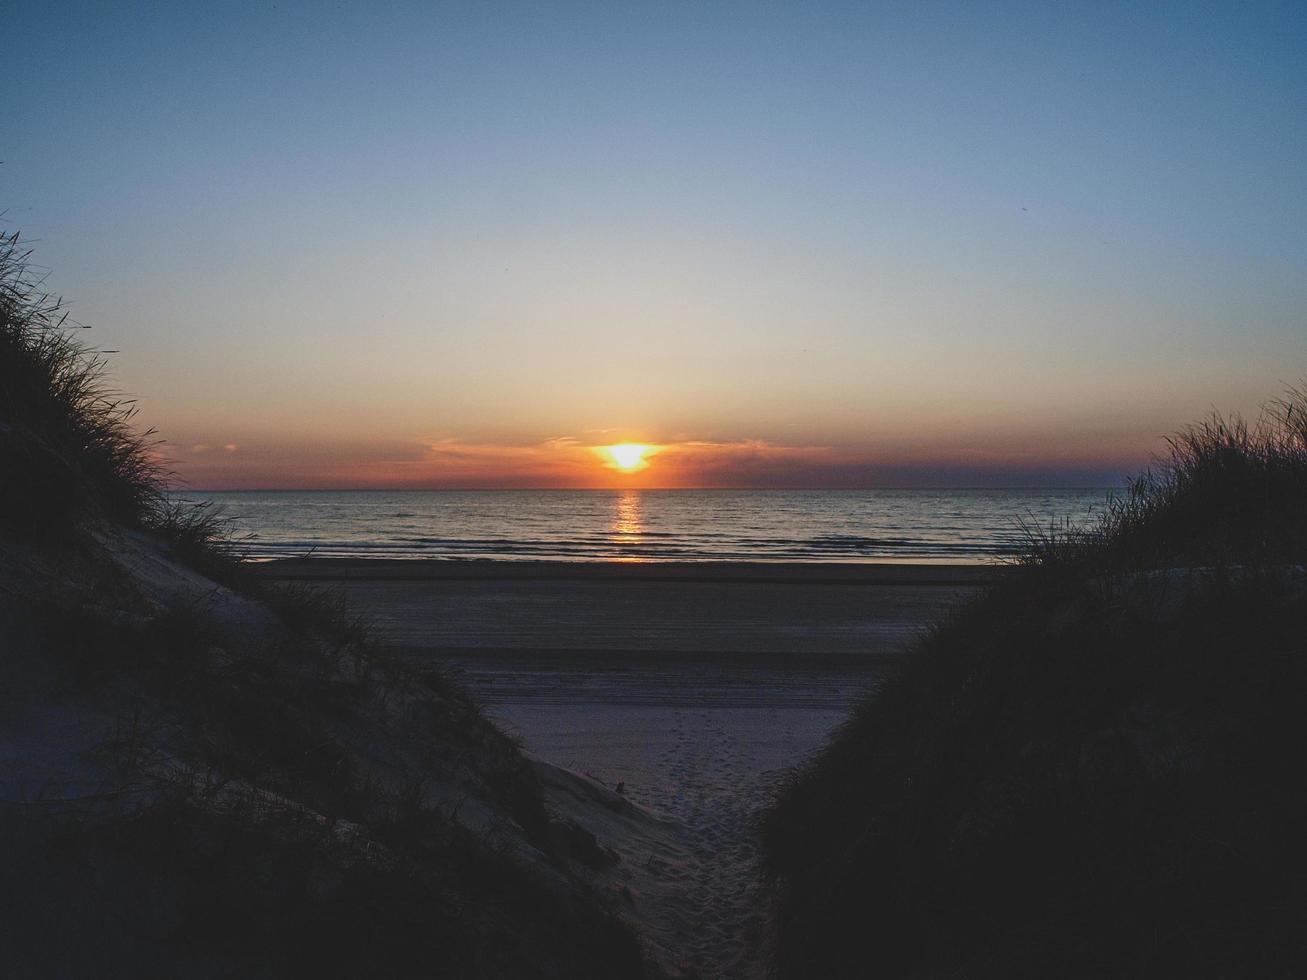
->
[763, 396, 1307, 978]
[0, 231, 647, 978]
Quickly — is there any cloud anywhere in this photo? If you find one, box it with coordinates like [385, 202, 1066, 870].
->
[164, 434, 1141, 490]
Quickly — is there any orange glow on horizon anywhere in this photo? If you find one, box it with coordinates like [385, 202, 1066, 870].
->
[165, 432, 1148, 491]
[599, 443, 657, 474]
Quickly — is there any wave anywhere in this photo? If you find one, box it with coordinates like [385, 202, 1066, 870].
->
[199, 488, 1107, 562]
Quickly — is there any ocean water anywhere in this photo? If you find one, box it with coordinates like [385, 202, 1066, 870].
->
[184, 489, 1115, 563]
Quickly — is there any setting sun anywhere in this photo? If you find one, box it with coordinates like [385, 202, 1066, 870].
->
[602, 443, 654, 473]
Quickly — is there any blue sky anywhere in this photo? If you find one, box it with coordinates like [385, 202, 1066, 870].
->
[5, 1, 1305, 487]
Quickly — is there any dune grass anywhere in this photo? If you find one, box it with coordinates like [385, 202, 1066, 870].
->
[763, 391, 1307, 978]
[0, 228, 246, 582]
[1021, 390, 1307, 572]
[1, 230, 162, 528]
[0, 231, 648, 978]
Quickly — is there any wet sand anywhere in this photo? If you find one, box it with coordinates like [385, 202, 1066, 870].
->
[256, 559, 991, 976]
[260, 558, 989, 654]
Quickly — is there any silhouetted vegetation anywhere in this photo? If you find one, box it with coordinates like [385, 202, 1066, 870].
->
[0, 232, 647, 978]
[1, 231, 159, 527]
[1023, 392, 1307, 572]
[764, 392, 1307, 978]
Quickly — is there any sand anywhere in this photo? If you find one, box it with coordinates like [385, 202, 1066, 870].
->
[256, 559, 989, 976]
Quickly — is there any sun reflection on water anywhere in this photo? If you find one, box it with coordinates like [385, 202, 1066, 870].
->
[611, 490, 646, 560]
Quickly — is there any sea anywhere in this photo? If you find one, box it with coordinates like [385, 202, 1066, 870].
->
[185, 488, 1116, 563]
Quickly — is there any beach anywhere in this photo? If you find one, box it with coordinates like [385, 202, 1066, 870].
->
[12, 5, 1301, 969]
[255, 559, 991, 716]
[258, 558, 991, 974]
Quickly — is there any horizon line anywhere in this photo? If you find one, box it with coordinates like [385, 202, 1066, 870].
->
[177, 484, 1124, 493]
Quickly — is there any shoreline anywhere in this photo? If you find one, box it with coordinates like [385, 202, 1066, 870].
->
[252, 556, 1004, 586]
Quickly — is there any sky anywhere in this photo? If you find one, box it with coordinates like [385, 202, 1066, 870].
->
[5, 1, 1305, 488]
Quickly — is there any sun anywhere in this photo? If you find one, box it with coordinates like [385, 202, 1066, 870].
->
[602, 443, 654, 473]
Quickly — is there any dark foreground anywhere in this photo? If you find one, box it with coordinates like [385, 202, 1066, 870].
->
[257, 558, 989, 975]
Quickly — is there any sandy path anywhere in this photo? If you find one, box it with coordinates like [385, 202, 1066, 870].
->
[466, 660, 873, 976]
[261, 561, 982, 976]
[512, 703, 848, 976]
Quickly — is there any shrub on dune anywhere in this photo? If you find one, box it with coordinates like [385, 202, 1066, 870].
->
[763, 392, 1307, 979]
